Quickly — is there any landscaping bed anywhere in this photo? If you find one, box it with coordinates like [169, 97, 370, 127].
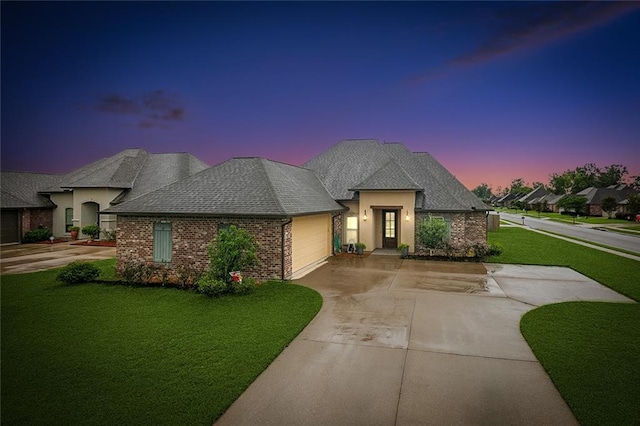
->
[70, 240, 116, 247]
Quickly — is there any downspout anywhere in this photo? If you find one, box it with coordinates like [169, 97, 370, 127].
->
[281, 217, 293, 280]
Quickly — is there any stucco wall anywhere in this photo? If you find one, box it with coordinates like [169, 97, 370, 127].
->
[116, 215, 291, 282]
[358, 191, 416, 251]
[50, 192, 73, 237]
[73, 188, 123, 233]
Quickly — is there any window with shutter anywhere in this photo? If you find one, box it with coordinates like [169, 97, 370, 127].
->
[153, 222, 172, 264]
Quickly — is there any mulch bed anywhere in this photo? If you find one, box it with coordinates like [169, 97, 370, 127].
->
[35, 239, 68, 244]
[70, 240, 116, 247]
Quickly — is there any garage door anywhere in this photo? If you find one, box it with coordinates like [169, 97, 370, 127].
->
[291, 214, 331, 274]
[1, 210, 20, 244]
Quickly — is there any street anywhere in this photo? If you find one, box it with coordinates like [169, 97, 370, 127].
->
[499, 212, 640, 254]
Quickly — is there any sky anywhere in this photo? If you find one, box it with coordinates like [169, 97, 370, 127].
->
[2, 1, 639, 192]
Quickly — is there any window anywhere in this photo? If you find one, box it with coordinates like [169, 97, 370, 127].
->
[345, 216, 358, 244]
[384, 211, 396, 238]
[65, 208, 74, 232]
[153, 222, 172, 264]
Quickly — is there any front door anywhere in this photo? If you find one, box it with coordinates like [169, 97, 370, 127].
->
[382, 210, 397, 248]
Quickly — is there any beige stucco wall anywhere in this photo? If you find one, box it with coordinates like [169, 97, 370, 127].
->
[352, 191, 416, 251]
[50, 188, 123, 238]
[50, 192, 73, 237]
[291, 213, 332, 273]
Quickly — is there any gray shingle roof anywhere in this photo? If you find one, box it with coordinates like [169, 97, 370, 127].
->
[102, 158, 344, 216]
[349, 159, 422, 191]
[576, 186, 638, 204]
[303, 140, 488, 211]
[518, 186, 550, 203]
[41, 149, 208, 204]
[1, 171, 59, 209]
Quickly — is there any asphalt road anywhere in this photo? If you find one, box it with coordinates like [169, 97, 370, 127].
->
[499, 212, 640, 254]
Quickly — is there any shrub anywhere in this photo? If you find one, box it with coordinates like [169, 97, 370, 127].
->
[119, 261, 156, 284]
[417, 217, 449, 249]
[56, 261, 100, 284]
[229, 277, 256, 295]
[196, 274, 228, 297]
[23, 228, 52, 243]
[81, 225, 101, 239]
[486, 242, 503, 257]
[101, 228, 116, 242]
[207, 225, 258, 283]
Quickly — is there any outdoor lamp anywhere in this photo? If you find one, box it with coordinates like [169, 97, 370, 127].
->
[363, 210, 367, 221]
[405, 210, 410, 222]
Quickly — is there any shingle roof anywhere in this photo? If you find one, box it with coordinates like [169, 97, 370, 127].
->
[1, 171, 59, 209]
[576, 186, 638, 204]
[303, 139, 488, 211]
[41, 149, 208, 204]
[518, 186, 550, 203]
[102, 158, 344, 216]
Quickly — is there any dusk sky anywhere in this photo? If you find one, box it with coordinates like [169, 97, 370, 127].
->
[2, 1, 639, 192]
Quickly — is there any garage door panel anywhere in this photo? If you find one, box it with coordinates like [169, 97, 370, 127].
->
[1, 210, 20, 244]
[291, 214, 331, 273]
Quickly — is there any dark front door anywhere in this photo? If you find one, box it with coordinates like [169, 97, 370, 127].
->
[382, 210, 397, 248]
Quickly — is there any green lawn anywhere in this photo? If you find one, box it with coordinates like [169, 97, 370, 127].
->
[488, 228, 639, 425]
[495, 207, 633, 225]
[1, 259, 322, 425]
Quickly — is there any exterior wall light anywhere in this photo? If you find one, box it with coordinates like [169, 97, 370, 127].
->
[405, 210, 410, 222]
[363, 210, 368, 221]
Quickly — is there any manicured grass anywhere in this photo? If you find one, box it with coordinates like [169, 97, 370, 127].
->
[1, 260, 322, 425]
[488, 228, 639, 425]
[488, 227, 640, 301]
[521, 303, 640, 426]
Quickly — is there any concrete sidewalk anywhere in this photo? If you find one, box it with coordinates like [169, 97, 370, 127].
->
[0, 242, 116, 275]
[216, 256, 632, 425]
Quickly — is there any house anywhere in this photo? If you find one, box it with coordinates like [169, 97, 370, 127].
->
[104, 139, 489, 281]
[517, 186, 550, 210]
[540, 193, 566, 213]
[1, 149, 208, 243]
[575, 185, 638, 216]
[495, 192, 523, 208]
[1, 172, 60, 244]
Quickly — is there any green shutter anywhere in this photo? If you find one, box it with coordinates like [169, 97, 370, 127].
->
[153, 222, 172, 264]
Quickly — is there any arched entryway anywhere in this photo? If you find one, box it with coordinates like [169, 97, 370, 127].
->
[81, 202, 100, 231]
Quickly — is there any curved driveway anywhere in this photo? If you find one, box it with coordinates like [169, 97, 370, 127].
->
[216, 254, 632, 425]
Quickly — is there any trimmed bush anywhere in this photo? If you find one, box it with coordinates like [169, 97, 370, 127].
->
[196, 274, 227, 297]
[23, 228, 53, 243]
[81, 225, 101, 239]
[417, 217, 448, 249]
[56, 261, 100, 284]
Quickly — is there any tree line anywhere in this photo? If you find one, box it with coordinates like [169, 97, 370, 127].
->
[472, 163, 638, 199]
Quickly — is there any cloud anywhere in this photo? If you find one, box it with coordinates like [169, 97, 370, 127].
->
[95, 90, 184, 128]
[408, 2, 640, 84]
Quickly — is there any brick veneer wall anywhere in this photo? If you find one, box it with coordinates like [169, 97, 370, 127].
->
[116, 216, 292, 282]
[332, 213, 343, 254]
[21, 208, 54, 237]
[414, 211, 487, 255]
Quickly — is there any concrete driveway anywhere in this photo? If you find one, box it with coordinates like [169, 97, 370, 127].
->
[216, 253, 632, 425]
[0, 242, 116, 275]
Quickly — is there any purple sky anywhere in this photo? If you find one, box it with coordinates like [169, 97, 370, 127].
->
[2, 1, 639, 192]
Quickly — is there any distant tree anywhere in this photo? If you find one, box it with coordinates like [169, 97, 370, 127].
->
[597, 164, 628, 187]
[507, 178, 532, 195]
[532, 182, 546, 190]
[629, 175, 640, 191]
[471, 183, 493, 201]
[533, 200, 549, 216]
[601, 196, 618, 219]
[558, 195, 588, 216]
[548, 172, 571, 195]
[571, 164, 599, 194]
[626, 194, 640, 215]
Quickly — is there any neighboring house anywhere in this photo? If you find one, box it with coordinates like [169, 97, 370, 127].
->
[540, 194, 566, 213]
[495, 192, 523, 208]
[1, 172, 60, 244]
[1, 149, 208, 243]
[517, 186, 550, 209]
[575, 185, 638, 216]
[104, 139, 489, 281]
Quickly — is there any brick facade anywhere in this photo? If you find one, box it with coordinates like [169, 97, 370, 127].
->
[332, 212, 343, 254]
[21, 208, 54, 237]
[116, 216, 292, 282]
[414, 211, 487, 256]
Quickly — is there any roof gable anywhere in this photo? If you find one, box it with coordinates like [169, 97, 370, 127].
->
[349, 159, 421, 191]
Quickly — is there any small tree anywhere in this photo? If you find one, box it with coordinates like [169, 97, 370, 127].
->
[601, 196, 618, 219]
[417, 217, 448, 250]
[206, 225, 258, 285]
[81, 224, 101, 239]
[626, 194, 640, 215]
[558, 195, 588, 216]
